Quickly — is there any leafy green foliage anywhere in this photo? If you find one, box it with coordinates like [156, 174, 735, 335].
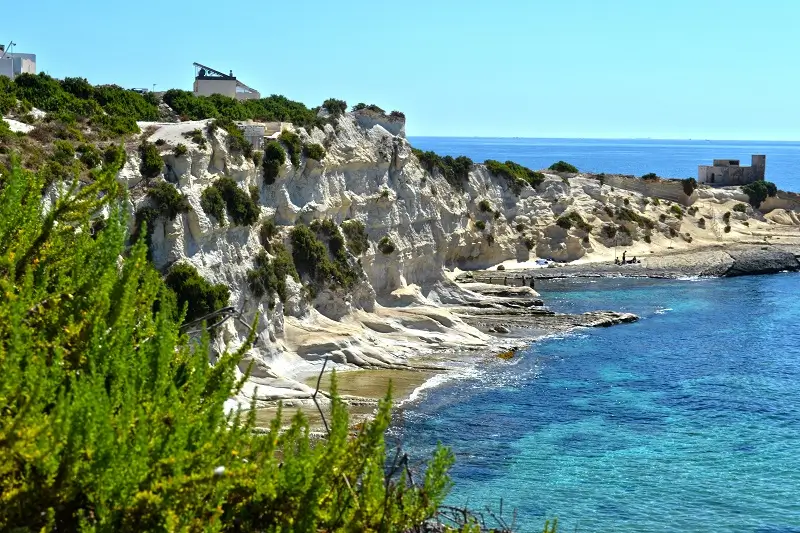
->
[304, 142, 326, 161]
[378, 235, 396, 254]
[412, 148, 473, 190]
[341, 219, 369, 255]
[210, 117, 252, 158]
[205, 177, 260, 226]
[52, 139, 75, 165]
[601, 224, 618, 239]
[733, 202, 748, 213]
[77, 143, 101, 168]
[162, 90, 321, 129]
[164, 263, 230, 322]
[670, 204, 684, 219]
[549, 160, 578, 173]
[556, 211, 592, 232]
[279, 130, 302, 167]
[474, 220, 486, 231]
[259, 218, 279, 248]
[263, 141, 286, 185]
[247, 245, 299, 303]
[641, 172, 659, 181]
[615, 207, 656, 230]
[478, 199, 493, 213]
[322, 98, 347, 116]
[200, 186, 226, 226]
[742, 180, 778, 207]
[484, 159, 545, 194]
[352, 103, 386, 114]
[146, 181, 191, 220]
[290, 221, 360, 289]
[173, 143, 188, 156]
[139, 141, 164, 179]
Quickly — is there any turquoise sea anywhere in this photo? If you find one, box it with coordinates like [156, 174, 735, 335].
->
[398, 138, 800, 532]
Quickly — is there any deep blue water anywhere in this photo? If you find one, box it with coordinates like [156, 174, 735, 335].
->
[407, 137, 800, 193]
[400, 275, 800, 532]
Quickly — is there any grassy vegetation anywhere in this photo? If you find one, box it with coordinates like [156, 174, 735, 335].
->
[670, 204, 684, 219]
[549, 160, 578, 173]
[733, 202, 748, 213]
[322, 98, 347, 117]
[173, 143, 188, 156]
[615, 207, 656, 230]
[484, 159, 545, 194]
[556, 211, 592, 232]
[474, 220, 487, 231]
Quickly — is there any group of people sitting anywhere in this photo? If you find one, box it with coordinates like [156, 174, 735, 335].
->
[615, 251, 641, 265]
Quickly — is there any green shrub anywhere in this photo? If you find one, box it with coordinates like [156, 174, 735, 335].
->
[259, 218, 279, 247]
[474, 220, 486, 231]
[304, 142, 326, 161]
[723, 211, 731, 222]
[263, 141, 286, 184]
[687, 206, 698, 216]
[252, 150, 263, 167]
[184, 128, 207, 149]
[549, 160, 578, 173]
[279, 130, 302, 166]
[615, 207, 655, 230]
[478, 199, 493, 213]
[341, 219, 369, 255]
[389, 110, 405, 120]
[147, 181, 191, 220]
[378, 235, 396, 254]
[724, 225, 731, 233]
[670, 204, 684, 219]
[644, 234, 652, 243]
[102, 144, 125, 168]
[652, 197, 661, 206]
[484, 159, 544, 193]
[741, 180, 778, 207]
[524, 237, 535, 250]
[601, 224, 618, 239]
[211, 117, 252, 158]
[290, 222, 359, 289]
[52, 139, 75, 165]
[173, 143, 188, 156]
[200, 186, 226, 226]
[698, 217, 706, 229]
[733, 202, 748, 213]
[412, 148, 473, 190]
[659, 213, 667, 222]
[322, 98, 347, 116]
[641, 172, 659, 181]
[77, 143, 102, 168]
[682, 177, 698, 196]
[139, 141, 163, 179]
[164, 262, 230, 322]
[247, 246, 299, 303]
[352, 103, 386, 114]
[555, 211, 592, 232]
[515, 222, 525, 232]
[210, 176, 259, 226]
[669, 227, 678, 238]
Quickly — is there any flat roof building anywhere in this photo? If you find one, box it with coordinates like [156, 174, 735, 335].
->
[698, 155, 765, 187]
[192, 62, 260, 101]
[0, 42, 36, 80]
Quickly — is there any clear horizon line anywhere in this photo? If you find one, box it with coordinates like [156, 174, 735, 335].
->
[406, 135, 800, 143]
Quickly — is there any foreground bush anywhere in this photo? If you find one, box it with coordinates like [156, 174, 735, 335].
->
[0, 161, 454, 531]
[742, 180, 778, 208]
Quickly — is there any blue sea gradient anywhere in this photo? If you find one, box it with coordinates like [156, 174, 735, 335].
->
[407, 137, 800, 193]
[399, 275, 800, 532]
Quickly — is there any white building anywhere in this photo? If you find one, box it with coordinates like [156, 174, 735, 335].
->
[192, 62, 260, 101]
[0, 43, 36, 80]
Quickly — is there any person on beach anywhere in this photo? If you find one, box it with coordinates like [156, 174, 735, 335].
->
[622, 250, 627, 264]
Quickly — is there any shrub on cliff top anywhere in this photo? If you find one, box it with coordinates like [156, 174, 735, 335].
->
[549, 160, 579, 173]
[641, 172, 659, 181]
[682, 177, 698, 196]
[412, 148, 473, 190]
[742, 180, 778, 208]
[484, 159, 545, 194]
[322, 98, 347, 116]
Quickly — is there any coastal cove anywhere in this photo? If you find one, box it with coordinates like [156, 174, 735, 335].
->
[398, 272, 800, 533]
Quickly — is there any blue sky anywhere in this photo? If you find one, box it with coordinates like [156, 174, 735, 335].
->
[5, 0, 800, 139]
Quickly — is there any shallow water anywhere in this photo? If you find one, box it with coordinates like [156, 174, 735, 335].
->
[399, 274, 800, 532]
